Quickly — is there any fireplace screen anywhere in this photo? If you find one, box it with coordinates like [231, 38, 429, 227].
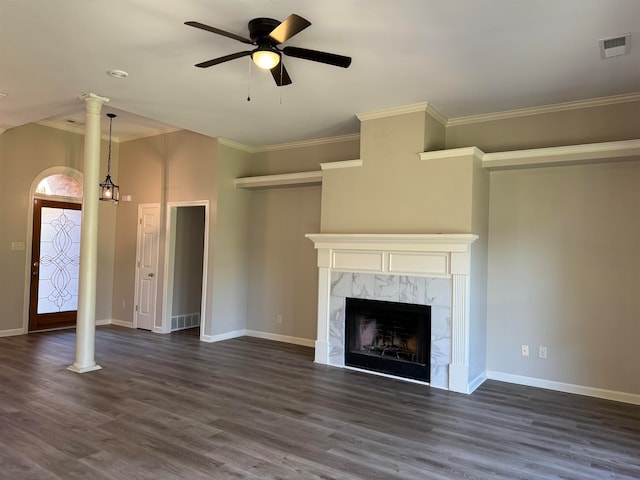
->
[345, 297, 430, 381]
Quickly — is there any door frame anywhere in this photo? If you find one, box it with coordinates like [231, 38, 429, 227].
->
[133, 203, 161, 331]
[22, 167, 83, 334]
[162, 201, 209, 339]
[29, 199, 82, 332]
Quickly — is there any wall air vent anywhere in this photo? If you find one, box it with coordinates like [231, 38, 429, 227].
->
[599, 33, 631, 59]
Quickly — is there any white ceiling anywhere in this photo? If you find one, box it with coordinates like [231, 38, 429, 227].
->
[1, 0, 639, 147]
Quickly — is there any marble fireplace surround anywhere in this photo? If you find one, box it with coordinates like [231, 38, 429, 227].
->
[306, 234, 478, 393]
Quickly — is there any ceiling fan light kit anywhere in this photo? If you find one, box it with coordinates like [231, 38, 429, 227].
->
[186, 13, 351, 87]
[252, 47, 280, 70]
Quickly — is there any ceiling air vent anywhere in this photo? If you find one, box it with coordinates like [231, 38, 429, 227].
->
[599, 33, 631, 59]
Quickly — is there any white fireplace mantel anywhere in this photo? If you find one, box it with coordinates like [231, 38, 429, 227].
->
[306, 233, 479, 393]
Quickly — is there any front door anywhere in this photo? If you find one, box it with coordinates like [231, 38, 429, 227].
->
[29, 199, 82, 331]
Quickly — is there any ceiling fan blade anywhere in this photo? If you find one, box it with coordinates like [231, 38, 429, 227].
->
[269, 14, 311, 44]
[195, 51, 252, 68]
[282, 46, 351, 68]
[270, 64, 292, 86]
[185, 21, 253, 44]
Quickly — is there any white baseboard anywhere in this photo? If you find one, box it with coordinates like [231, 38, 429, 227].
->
[487, 371, 640, 406]
[199, 328, 315, 347]
[244, 330, 315, 348]
[111, 319, 134, 328]
[95, 319, 112, 326]
[0, 328, 24, 337]
[468, 371, 488, 393]
[201, 329, 246, 343]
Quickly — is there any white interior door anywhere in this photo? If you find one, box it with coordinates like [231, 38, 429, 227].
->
[135, 204, 159, 330]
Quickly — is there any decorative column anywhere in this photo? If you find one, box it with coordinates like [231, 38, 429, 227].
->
[68, 93, 109, 373]
[448, 252, 472, 393]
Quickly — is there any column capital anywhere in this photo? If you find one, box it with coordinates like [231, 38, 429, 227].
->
[79, 92, 110, 104]
[79, 93, 110, 115]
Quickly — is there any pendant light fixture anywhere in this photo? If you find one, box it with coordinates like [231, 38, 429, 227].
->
[99, 113, 120, 203]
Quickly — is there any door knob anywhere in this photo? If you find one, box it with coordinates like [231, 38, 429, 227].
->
[148, 272, 154, 277]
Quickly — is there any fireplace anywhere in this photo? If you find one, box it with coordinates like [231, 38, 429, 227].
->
[306, 233, 480, 393]
[345, 297, 430, 381]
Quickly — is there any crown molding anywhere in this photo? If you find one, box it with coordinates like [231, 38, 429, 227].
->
[356, 102, 447, 126]
[425, 104, 448, 126]
[356, 102, 429, 122]
[447, 92, 640, 126]
[221, 133, 361, 154]
[117, 126, 182, 143]
[36, 119, 181, 142]
[37, 119, 86, 136]
[254, 133, 361, 153]
[218, 137, 254, 153]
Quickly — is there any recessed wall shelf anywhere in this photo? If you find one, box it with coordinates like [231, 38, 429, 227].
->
[419, 139, 640, 170]
[234, 170, 322, 189]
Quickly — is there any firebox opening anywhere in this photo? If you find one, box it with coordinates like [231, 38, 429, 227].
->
[345, 297, 431, 382]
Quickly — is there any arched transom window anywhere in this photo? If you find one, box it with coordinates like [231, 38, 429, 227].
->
[35, 174, 82, 198]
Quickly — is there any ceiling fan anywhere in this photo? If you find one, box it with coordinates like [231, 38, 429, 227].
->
[185, 14, 352, 86]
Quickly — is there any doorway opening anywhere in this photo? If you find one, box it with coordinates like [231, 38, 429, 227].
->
[163, 202, 209, 340]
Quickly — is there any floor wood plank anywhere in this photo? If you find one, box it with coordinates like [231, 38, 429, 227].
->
[0, 326, 638, 479]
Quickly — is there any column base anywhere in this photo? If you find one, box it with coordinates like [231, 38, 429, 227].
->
[67, 363, 102, 374]
[314, 340, 329, 364]
[449, 363, 470, 394]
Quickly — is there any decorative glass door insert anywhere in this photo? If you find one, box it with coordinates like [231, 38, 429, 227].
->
[29, 199, 82, 331]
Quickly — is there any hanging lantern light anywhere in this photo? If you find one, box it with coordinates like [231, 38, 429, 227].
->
[99, 113, 120, 203]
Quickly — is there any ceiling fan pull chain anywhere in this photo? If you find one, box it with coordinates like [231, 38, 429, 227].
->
[279, 61, 284, 104]
[247, 58, 252, 101]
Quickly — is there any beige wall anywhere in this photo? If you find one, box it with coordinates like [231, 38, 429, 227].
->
[243, 138, 360, 341]
[246, 185, 321, 341]
[321, 110, 477, 234]
[446, 100, 640, 152]
[112, 130, 225, 335]
[0, 123, 116, 332]
[111, 134, 164, 325]
[487, 161, 640, 394]
[250, 138, 360, 175]
[209, 142, 252, 336]
[469, 155, 490, 383]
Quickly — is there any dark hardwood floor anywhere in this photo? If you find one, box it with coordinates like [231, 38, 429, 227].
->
[0, 326, 638, 479]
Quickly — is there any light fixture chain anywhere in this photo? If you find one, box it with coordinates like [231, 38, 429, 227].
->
[107, 114, 113, 173]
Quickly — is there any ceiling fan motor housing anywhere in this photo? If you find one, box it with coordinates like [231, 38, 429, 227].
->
[248, 18, 281, 45]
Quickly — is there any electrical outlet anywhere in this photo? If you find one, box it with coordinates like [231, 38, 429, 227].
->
[276, 314, 283, 324]
[521, 345, 529, 357]
[539, 346, 548, 359]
